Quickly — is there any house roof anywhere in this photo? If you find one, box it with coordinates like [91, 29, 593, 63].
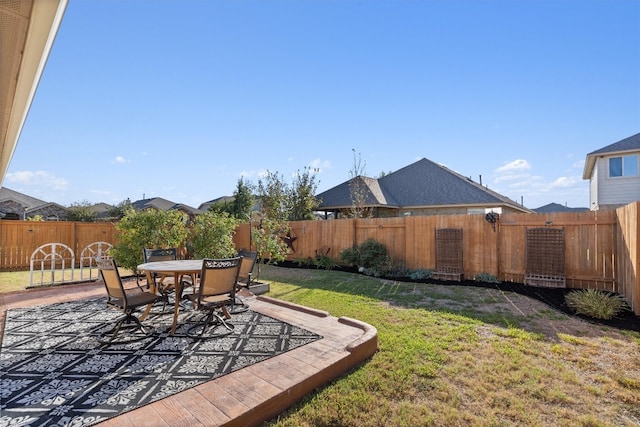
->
[131, 197, 202, 215]
[317, 158, 531, 213]
[583, 132, 640, 179]
[198, 196, 235, 211]
[533, 202, 589, 213]
[0, 186, 49, 209]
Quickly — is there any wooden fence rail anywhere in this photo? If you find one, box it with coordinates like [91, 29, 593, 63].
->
[2, 203, 639, 314]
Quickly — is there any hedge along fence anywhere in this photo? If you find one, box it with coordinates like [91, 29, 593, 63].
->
[1, 204, 639, 315]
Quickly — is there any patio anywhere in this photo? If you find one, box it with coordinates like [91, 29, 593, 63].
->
[0, 280, 378, 426]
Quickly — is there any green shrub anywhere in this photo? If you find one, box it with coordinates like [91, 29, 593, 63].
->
[564, 289, 630, 320]
[314, 254, 336, 270]
[475, 272, 500, 283]
[339, 238, 390, 276]
[294, 257, 316, 268]
[111, 209, 188, 272]
[409, 268, 433, 280]
[187, 211, 239, 259]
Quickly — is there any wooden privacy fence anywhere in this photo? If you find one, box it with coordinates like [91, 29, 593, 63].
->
[265, 206, 637, 314]
[0, 221, 115, 271]
[1, 204, 639, 314]
[281, 210, 619, 290]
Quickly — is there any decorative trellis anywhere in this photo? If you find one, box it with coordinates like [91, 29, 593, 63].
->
[432, 228, 463, 282]
[525, 227, 566, 288]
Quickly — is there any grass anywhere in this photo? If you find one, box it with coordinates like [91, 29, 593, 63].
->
[565, 288, 630, 320]
[2, 265, 640, 426]
[255, 265, 640, 427]
[0, 268, 133, 292]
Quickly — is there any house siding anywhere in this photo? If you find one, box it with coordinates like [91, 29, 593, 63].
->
[590, 165, 598, 210]
[594, 154, 640, 208]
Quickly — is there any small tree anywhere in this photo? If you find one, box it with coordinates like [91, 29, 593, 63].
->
[107, 199, 133, 221]
[66, 200, 97, 222]
[187, 211, 239, 259]
[251, 216, 290, 280]
[231, 178, 255, 220]
[289, 167, 321, 221]
[257, 171, 290, 222]
[110, 209, 188, 272]
[347, 149, 374, 218]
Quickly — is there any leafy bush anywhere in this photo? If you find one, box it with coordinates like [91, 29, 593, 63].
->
[340, 238, 390, 276]
[565, 289, 630, 320]
[475, 272, 500, 283]
[111, 209, 188, 272]
[187, 211, 239, 259]
[339, 246, 360, 266]
[314, 254, 336, 270]
[409, 269, 433, 280]
[294, 257, 316, 268]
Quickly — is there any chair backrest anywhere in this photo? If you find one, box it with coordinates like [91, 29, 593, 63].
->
[237, 250, 258, 283]
[143, 247, 178, 263]
[97, 256, 126, 301]
[197, 257, 242, 301]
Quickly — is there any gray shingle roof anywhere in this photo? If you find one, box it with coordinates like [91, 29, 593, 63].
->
[583, 132, 640, 179]
[533, 203, 588, 213]
[317, 158, 527, 211]
[0, 187, 49, 209]
[131, 197, 201, 214]
[587, 132, 640, 156]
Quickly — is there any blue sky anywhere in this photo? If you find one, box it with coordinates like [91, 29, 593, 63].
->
[5, 0, 640, 210]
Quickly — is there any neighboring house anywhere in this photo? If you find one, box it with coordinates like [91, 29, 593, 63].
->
[131, 197, 202, 217]
[89, 202, 115, 220]
[533, 203, 589, 214]
[198, 196, 235, 212]
[0, 187, 68, 220]
[316, 158, 532, 218]
[198, 196, 262, 215]
[583, 132, 640, 210]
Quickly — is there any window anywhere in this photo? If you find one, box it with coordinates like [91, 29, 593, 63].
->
[609, 155, 639, 177]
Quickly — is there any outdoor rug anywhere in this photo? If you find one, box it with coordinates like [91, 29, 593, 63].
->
[0, 298, 322, 427]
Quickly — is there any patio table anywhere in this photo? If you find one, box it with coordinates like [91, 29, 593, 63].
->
[137, 259, 202, 334]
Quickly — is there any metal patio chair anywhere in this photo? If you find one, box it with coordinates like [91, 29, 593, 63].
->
[97, 257, 161, 344]
[185, 257, 241, 338]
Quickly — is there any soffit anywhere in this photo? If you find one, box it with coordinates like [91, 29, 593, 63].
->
[0, 0, 67, 185]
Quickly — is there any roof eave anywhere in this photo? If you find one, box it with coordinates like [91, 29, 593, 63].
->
[1, 0, 69, 185]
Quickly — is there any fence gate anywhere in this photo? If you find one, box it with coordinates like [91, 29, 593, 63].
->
[525, 227, 566, 288]
[432, 228, 463, 281]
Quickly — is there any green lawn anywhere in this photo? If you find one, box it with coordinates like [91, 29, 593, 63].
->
[2, 265, 639, 426]
[0, 268, 133, 292]
[256, 265, 640, 427]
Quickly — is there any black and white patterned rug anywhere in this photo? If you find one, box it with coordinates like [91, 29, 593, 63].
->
[0, 298, 321, 427]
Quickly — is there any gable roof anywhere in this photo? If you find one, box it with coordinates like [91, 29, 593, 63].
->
[583, 132, 640, 179]
[0, 187, 50, 209]
[317, 158, 530, 213]
[131, 197, 202, 215]
[533, 202, 589, 213]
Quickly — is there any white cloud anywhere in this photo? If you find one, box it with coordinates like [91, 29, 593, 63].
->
[495, 159, 531, 173]
[5, 170, 69, 190]
[549, 176, 580, 188]
[113, 156, 129, 164]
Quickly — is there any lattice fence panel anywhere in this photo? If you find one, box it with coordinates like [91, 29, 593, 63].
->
[525, 227, 566, 288]
[432, 228, 463, 281]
